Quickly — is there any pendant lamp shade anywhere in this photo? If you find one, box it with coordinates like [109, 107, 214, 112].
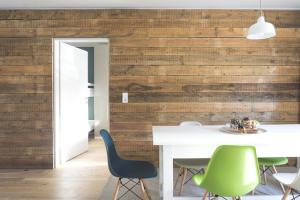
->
[247, 16, 276, 40]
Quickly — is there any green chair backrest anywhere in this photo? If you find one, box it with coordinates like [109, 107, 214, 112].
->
[201, 145, 260, 197]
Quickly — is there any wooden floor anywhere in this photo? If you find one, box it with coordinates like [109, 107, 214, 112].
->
[0, 139, 296, 200]
[0, 138, 110, 200]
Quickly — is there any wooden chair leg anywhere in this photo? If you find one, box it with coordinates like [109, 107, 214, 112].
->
[178, 168, 187, 196]
[282, 187, 291, 200]
[262, 165, 268, 185]
[174, 167, 183, 189]
[141, 179, 151, 200]
[202, 191, 208, 200]
[271, 165, 286, 193]
[113, 178, 121, 200]
[139, 179, 150, 200]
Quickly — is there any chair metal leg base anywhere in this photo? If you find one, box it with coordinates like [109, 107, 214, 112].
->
[209, 195, 227, 200]
[113, 178, 151, 200]
[261, 165, 286, 194]
[176, 167, 205, 196]
[261, 165, 268, 185]
[291, 189, 300, 200]
[202, 193, 227, 200]
[184, 168, 205, 184]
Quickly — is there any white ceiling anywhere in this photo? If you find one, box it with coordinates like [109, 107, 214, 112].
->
[0, 0, 300, 10]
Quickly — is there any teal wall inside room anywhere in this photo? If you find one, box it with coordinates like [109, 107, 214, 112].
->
[79, 47, 94, 84]
[79, 47, 95, 121]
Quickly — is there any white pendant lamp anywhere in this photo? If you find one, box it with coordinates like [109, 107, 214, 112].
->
[247, 0, 276, 40]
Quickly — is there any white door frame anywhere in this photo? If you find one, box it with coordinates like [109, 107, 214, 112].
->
[52, 38, 110, 168]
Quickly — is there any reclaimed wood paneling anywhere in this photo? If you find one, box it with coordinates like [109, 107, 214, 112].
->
[0, 9, 299, 168]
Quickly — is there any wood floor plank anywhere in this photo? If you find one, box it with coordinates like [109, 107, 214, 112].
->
[0, 139, 110, 199]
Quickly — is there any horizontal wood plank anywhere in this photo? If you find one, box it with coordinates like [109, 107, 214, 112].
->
[0, 65, 51, 76]
[110, 65, 300, 76]
[0, 10, 299, 20]
[111, 47, 300, 56]
[111, 75, 300, 84]
[111, 38, 300, 48]
[110, 55, 300, 66]
[110, 83, 300, 93]
[0, 94, 51, 104]
[110, 92, 300, 103]
[0, 120, 52, 129]
[110, 102, 298, 113]
[111, 112, 300, 123]
[0, 104, 51, 112]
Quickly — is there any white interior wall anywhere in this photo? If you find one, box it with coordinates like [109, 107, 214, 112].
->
[94, 43, 110, 134]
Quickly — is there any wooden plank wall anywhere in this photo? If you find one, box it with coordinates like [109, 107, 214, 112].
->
[0, 10, 299, 168]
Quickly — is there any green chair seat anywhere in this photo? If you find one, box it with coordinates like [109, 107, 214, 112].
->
[258, 157, 288, 166]
[193, 145, 260, 198]
[174, 159, 209, 170]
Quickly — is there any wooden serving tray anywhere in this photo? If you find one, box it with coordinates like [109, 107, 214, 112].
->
[220, 127, 267, 134]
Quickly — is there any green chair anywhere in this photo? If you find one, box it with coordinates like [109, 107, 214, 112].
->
[258, 157, 288, 193]
[193, 145, 260, 200]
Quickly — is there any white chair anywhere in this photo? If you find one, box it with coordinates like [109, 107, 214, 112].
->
[273, 169, 300, 200]
[179, 121, 202, 126]
[174, 121, 210, 196]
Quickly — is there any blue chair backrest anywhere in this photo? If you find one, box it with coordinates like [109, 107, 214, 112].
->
[100, 129, 121, 177]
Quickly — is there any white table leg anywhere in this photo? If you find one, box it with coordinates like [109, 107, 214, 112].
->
[159, 146, 163, 199]
[162, 145, 173, 200]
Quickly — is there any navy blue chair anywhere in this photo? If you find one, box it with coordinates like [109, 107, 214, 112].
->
[100, 129, 157, 200]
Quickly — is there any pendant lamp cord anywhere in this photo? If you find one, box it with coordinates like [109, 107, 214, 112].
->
[260, 0, 264, 16]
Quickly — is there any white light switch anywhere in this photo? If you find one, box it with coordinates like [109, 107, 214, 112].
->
[122, 92, 128, 103]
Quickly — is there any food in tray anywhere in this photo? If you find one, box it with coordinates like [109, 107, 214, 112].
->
[230, 117, 260, 133]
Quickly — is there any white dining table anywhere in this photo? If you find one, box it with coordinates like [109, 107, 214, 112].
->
[152, 124, 300, 200]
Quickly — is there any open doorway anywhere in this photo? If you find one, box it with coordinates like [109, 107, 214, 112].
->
[53, 38, 109, 168]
